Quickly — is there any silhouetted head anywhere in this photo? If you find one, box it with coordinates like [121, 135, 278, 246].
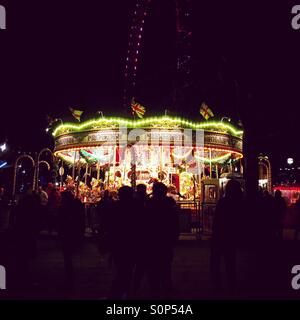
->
[103, 189, 110, 199]
[118, 186, 133, 202]
[263, 190, 270, 197]
[275, 190, 282, 199]
[152, 182, 168, 198]
[61, 191, 74, 205]
[225, 180, 243, 199]
[26, 187, 34, 195]
[47, 183, 54, 190]
[136, 184, 147, 196]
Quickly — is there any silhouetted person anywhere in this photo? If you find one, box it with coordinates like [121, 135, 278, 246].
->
[108, 186, 138, 299]
[58, 191, 85, 288]
[260, 190, 276, 243]
[273, 190, 286, 240]
[210, 179, 244, 296]
[132, 184, 148, 297]
[0, 187, 5, 200]
[38, 186, 48, 207]
[97, 190, 113, 225]
[0, 187, 8, 230]
[13, 191, 40, 288]
[0, 187, 7, 206]
[258, 190, 282, 297]
[46, 184, 61, 233]
[37, 186, 48, 230]
[96, 190, 114, 252]
[295, 197, 300, 240]
[135, 184, 147, 204]
[145, 182, 179, 299]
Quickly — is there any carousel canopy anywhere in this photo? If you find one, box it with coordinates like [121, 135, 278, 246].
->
[52, 116, 243, 138]
[52, 116, 243, 165]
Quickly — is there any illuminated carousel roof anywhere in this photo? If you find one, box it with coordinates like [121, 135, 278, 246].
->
[52, 116, 243, 137]
[52, 116, 243, 165]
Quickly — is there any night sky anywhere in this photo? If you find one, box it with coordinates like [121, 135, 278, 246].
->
[0, 0, 299, 169]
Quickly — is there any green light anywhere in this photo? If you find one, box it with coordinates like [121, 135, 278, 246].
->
[53, 116, 243, 137]
[194, 153, 233, 163]
[57, 153, 86, 165]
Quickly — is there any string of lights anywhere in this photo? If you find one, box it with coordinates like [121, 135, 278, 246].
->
[52, 116, 244, 137]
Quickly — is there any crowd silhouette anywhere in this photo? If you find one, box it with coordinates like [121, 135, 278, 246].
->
[97, 183, 179, 299]
[0, 179, 294, 299]
[211, 180, 243, 295]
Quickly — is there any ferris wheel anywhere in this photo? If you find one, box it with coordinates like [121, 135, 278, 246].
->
[122, 0, 193, 111]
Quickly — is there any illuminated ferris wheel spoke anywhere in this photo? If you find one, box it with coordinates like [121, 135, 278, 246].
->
[123, 0, 151, 107]
[123, 0, 193, 111]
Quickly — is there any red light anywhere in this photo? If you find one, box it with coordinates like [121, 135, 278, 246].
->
[274, 186, 300, 192]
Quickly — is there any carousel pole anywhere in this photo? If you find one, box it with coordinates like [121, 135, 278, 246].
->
[84, 163, 88, 185]
[123, 147, 128, 182]
[215, 164, 219, 179]
[159, 145, 163, 180]
[209, 148, 212, 179]
[193, 175, 197, 206]
[197, 158, 202, 195]
[113, 146, 116, 182]
[60, 160, 64, 188]
[72, 150, 77, 180]
[169, 145, 173, 185]
[131, 162, 136, 189]
[76, 161, 81, 198]
[130, 145, 136, 189]
[107, 160, 111, 188]
[240, 158, 244, 175]
[96, 163, 100, 181]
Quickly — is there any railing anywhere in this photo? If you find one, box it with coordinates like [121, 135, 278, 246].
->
[0, 197, 217, 240]
[177, 200, 217, 239]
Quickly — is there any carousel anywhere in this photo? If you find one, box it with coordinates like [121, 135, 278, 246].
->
[52, 116, 243, 203]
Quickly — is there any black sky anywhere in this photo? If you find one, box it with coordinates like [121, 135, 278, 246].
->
[0, 0, 299, 167]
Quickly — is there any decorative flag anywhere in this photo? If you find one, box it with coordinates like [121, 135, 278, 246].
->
[46, 115, 56, 126]
[69, 107, 83, 121]
[131, 99, 146, 118]
[200, 102, 214, 120]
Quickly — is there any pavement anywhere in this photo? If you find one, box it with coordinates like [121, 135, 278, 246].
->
[1, 231, 300, 300]
[2, 204, 300, 300]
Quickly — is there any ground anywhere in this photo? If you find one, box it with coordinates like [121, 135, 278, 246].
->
[1, 231, 300, 300]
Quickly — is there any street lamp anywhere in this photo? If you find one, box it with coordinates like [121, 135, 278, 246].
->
[287, 158, 294, 165]
[0, 143, 6, 152]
